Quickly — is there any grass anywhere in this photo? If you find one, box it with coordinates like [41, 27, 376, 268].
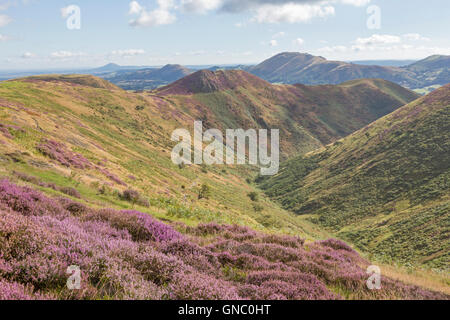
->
[259, 85, 450, 270]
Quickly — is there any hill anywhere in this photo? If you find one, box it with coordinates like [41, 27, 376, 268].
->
[156, 70, 419, 157]
[15, 74, 121, 90]
[258, 85, 450, 269]
[249, 52, 450, 90]
[0, 74, 447, 299]
[100, 64, 193, 90]
[403, 55, 450, 89]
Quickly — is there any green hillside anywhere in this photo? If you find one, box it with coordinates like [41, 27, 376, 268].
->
[0, 74, 447, 297]
[259, 85, 450, 269]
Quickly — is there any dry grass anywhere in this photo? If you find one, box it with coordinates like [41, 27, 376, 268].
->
[376, 262, 450, 295]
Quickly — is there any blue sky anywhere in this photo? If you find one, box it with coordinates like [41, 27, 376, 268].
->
[0, 0, 449, 69]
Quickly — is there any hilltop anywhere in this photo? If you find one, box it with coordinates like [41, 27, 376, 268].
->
[248, 52, 450, 90]
[156, 69, 272, 95]
[259, 85, 450, 268]
[100, 64, 193, 90]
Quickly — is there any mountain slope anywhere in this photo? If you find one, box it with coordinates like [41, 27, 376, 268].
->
[249, 52, 450, 90]
[259, 85, 450, 268]
[249, 52, 418, 87]
[156, 70, 419, 157]
[0, 74, 327, 240]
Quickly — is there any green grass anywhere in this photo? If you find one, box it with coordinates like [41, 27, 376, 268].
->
[259, 85, 450, 269]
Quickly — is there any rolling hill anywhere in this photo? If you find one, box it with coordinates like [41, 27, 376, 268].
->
[258, 85, 450, 269]
[99, 64, 193, 90]
[0, 74, 447, 299]
[248, 52, 450, 90]
[156, 70, 419, 157]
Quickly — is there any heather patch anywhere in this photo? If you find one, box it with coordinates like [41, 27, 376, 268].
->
[0, 180, 447, 300]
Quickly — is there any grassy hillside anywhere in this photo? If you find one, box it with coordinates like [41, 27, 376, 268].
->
[259, 85, 450, 269]
[2, 178, 447, 300]
[0, 74, 327, 240]
[0, 74, 446, 299]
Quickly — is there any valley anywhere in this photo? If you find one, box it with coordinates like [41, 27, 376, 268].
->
[0, 70, 448, 299]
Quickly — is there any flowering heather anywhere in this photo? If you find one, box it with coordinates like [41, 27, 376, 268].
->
[97, 167, 127, 186]
[13, 171, 81, 199]
[0, 125, 13, 140]
[83, 209, 182, 243]
[0, 180, 447, 300]
[36, 139, 92, 169]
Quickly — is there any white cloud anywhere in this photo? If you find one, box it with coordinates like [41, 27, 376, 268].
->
[181, 0, 222, 14]
[21, 52, 36, 59]
[254, 4, 335, 24]
[0, 13, 11, 27]
[293, 38, 305, 46]
[403, 33, 430, 42]
[355, 34, 401, 46]
[272, 31, 286, 38]
[0, 3, 12, 11]
[269, 39, 278, 47]
[111, 49, 145, 57]
[50, 51, 86, 59]
[339, 0, 371, 6]
[129, 1, 143, 15]
[129, 0, 176, 27]
[0, 33, 9, 41]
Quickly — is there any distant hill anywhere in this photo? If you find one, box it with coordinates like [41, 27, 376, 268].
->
[248, 52, 450, 90]
[99, 64, 193, 90]
[16, 74, 121, 90]
[403, 55, 450, 89]
[351, 60, 416, 67]
[259, 85, 450, 268]
[156, 70, 419, 157]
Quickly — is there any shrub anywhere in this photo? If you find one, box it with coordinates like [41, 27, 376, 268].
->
[0, 179, 447, 301]
[36, 139, 92, 169]
[247, 192, 259, 202]
[59, 187, 81, 199]
[120, 189, 150, 208]
[198, 184, 211, 200]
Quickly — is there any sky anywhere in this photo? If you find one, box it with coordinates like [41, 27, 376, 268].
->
[0, 0, 449, 70]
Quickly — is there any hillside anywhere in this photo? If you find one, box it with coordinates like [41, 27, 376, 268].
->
[249, 52, 449, 90]
[100, 64, 193, 90]
[259, 85, 450, 269]
[0, 73, 328, 239]
[155, 70, 419, 157]
[0, 74, 447, 299]
[403, 55, 450, 89]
